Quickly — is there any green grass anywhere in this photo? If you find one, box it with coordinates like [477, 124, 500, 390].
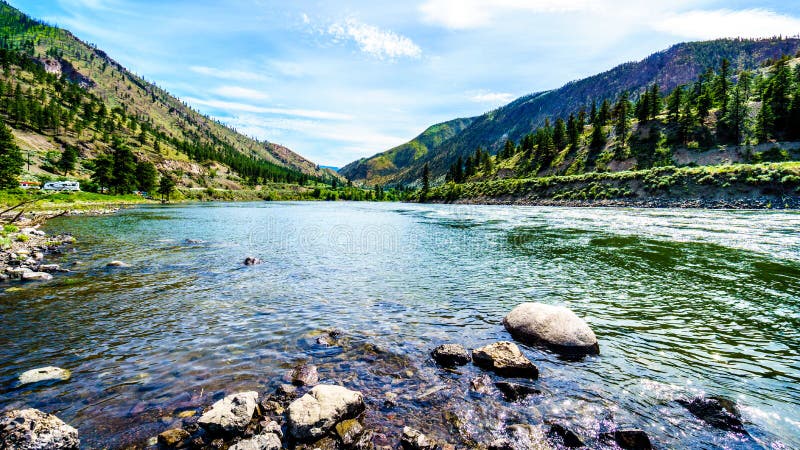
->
[0, 190, 151, 211]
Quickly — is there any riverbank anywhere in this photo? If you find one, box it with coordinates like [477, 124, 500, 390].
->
[422, 162, 800, 209]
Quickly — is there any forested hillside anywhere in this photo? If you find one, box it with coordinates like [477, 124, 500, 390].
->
[0, 1, 337, 194]
[419, 55, 800, 206]
[346, 38, 800, 186]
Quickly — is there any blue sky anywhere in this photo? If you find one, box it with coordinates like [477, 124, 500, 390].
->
[10, 0, 800, 166]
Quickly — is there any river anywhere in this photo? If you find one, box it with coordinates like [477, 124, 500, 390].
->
[1, 202, 799, 449]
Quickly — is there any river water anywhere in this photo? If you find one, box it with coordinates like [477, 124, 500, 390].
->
[1, 202, 799, 449]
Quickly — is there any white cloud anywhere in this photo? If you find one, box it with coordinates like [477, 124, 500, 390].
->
[652, 9, 800, 40]
[327, 18, 422, 60]
[185, 97, 353, 120]
[301, 13, 310, 24]
[213, 86, 270, 101]
[419, 0, 593, 29]
[470, 91, 515, 105]
[189, 66, 270, 82]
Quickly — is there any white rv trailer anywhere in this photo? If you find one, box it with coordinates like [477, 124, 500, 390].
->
[42, 181, 80, 191]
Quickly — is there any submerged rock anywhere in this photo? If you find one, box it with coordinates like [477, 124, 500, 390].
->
[291, 364, 320, 386]
[198, 391, 259, 435]
[472, 342, 538, 378]
[21, 271, 53, 281]
[18, 366, 71, 385]
[400, 427, 436, 450]
[503, 303, 599, 355]
[229, 432, 282, 450]
[157, 428, 190, 448]
[0, 408, 79, 450]
[287, 385, 365, 441]
[244, 257, 262, 266]
[106, 260, 130, 268]
[546, 424, 583, 448]
[431, 344, 471, 367]
[335, 418, 365, 446]
[495, 381, 541, 401]
[470, 374, 493, 394]
[505, 424, 552, 450]
[602, 429, 652, 450]
[678, 396, 746, 433]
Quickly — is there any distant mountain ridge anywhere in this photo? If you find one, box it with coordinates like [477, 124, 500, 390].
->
[0, 0, 333, 187]
[342, 38, 800, 186]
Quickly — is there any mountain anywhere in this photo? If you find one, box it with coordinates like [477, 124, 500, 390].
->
[340, 117, 475, 185]
[0, 1, 333, 190]
[344, 38, 800, 186]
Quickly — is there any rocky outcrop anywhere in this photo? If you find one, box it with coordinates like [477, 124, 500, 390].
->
[472, 342, 539, 378]
[198, 391, 259, 435]
[106, 260, 130, 268]
[0, 408, 79, 450]
[21, 271, 53, 281]
[18, 367, 71, 385]
[287, 385, 365, 441]
[431, 344, 471, 367]
[678, 396, 746, 433]
[503, 303, 599, 355]
[547, 424, 583, 448]
[157, 428, 190, 447]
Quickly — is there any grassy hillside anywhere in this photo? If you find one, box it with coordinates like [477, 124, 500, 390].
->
[0, 1, 337, 192]
[340, 117, 474, 185]
[348, 38, 800, 186]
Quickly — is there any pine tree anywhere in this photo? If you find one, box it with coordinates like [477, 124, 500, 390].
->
[668, 86, 683, 124]
[614, 91, 631, 149]
[57, 144, 78, 175]
[553, 118, 567, 150]
[598, 99, 611, 125]
[715, 58, 731, 115]
[0, 120, 23, 189]
[90, 154, 113, 193]
[649, 84, 661, 120]
[111, 143, 137, 194]
[720, 71, 751, 144]
[567, 114, 579, 149]
[135, 161, 158, 193]
[158, 173, 176, 202]
[590, 123, 606, 150]
[421, 162, 430, 200]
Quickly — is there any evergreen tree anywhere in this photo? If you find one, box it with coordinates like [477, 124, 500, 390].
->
[158, 173, 176, 202]
[668, 86, 683, 124]
[90, 154, 113, 193]
[111, 143, 137, 194]
[589, 101, 598, 124]
[614, 91, 631, 149]
[57, 144, 78, 175]
[135, 161, 158, 193]
[720, 71, 751, 144]
[715, 58, 731, 114]
[590, 123, 606, 150]
[649, 84, 661, 120]
[0, 120, 23, 189]
[567, 114, 580, 149]
[421, 163, 430, 200]
[598, 99, 611, 125]
[553, 118, 567, 150]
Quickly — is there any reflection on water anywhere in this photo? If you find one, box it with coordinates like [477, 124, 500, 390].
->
[1, 202, 799, 448]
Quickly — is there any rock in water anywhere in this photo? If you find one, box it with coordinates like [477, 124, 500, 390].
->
[198, 391, 259, 435]
[503, 303, 599, 355]
[547, 424, 584, 448]
[19, 366, 71, 385]
[21, 271, 53, 282]
[157, 428, 190, 447]
[431, 344, 471, 367]
[678, 396, 746, 433]
[106, 260, 130, 268]
[470, 374, 493, 394]
[602, 429, 652, 450]
[244, 257, 262, 266]
[472, 342, 539, 379]
[229, 433, 282, 450]
[287, 385, 365, 441]
[494, 381, 541, 401]
[291, 364, 320, 386]
[400, 427, 436, 450]
[0, 408, 79, 449]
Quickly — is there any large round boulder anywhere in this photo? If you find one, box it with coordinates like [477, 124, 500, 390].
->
[503, 303, 599, 355]
[0, 408, 79, 449]
[287, 385, 365, 441]
[198, 391, 259, 435]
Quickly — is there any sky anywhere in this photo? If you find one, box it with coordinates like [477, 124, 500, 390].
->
[9, 0, 800, 167]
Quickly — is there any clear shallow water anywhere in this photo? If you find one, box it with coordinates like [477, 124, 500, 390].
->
[1, 202, 799, 449]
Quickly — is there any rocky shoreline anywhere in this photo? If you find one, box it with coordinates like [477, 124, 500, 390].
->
[434, 195, 800, 209]
[1, 303, 753, 450]
[0, 208, 120, 284]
